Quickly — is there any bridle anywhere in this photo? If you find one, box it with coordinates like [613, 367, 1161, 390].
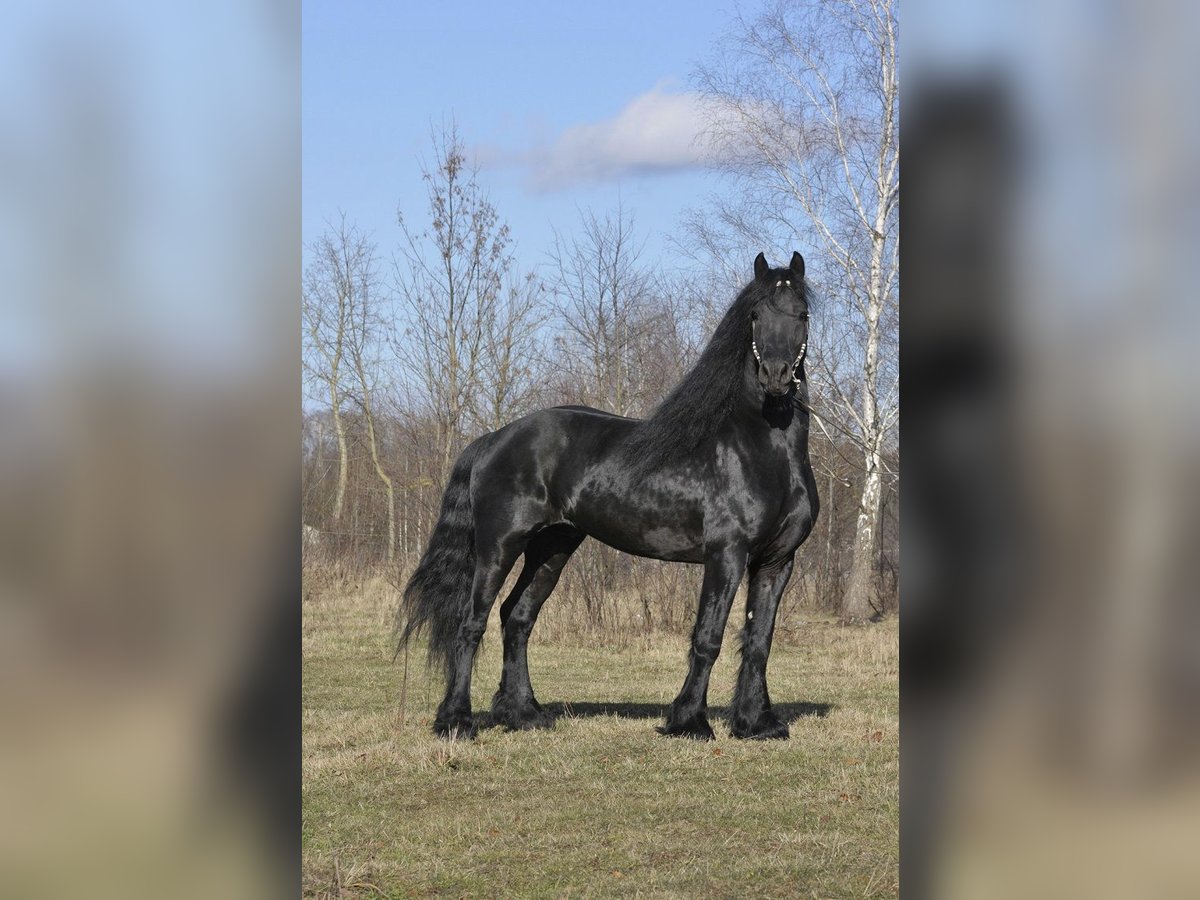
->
[750, 318, 808, 387]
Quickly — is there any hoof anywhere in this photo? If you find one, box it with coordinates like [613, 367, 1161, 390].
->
[491, 695, 556, 732]
[730, 712, 790, 741]
[656, 712, 716, 741]
[432, 715, 476, 741]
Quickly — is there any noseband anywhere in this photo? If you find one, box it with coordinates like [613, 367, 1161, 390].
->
[750, 319, 808, 386]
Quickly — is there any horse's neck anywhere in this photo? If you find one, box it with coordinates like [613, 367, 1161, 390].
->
[732, 384, 812, 461]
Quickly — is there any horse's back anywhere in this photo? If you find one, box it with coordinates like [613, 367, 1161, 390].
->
[468, 406, 636, 528]
[467, 406, 733, 562]
[481, 407, 709, 561]
[480, 405, 637, 460]
[549, 404, 640, 422]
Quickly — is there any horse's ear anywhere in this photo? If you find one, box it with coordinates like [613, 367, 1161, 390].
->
[754, 252, 768, 280]
[790, 252, 805, 280]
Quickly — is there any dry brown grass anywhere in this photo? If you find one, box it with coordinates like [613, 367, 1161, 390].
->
[303, 569, 898, 898]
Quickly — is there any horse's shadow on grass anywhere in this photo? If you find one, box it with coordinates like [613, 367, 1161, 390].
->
[478, 700, 832, 731]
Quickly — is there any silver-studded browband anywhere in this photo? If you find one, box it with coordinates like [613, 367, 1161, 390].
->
[751, 319, 808, 385]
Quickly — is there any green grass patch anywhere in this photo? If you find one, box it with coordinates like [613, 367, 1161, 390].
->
[303, 575, 898, 898]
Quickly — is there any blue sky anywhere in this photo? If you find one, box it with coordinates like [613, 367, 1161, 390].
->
[303, 1, 741, 275]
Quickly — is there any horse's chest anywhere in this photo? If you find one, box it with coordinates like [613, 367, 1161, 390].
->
[776, 476, 815, 538]
[707, 430, 815, 550]
[747, 451, 815, 548]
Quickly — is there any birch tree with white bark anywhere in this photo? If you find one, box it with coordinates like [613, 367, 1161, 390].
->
[695, 0, 898, 622]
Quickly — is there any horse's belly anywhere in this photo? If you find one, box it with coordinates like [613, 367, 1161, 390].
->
[587, 521, 705, 563]
[567, 489, 705, 563]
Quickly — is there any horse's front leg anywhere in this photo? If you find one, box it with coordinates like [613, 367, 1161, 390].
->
[730, 555, 794, 739]
[658, 545, 747, 741]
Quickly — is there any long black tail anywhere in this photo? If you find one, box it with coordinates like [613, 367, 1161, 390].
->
[397, 436, 491, 677]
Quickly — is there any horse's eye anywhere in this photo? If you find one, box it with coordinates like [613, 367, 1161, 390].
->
[784, 280, 791, 286]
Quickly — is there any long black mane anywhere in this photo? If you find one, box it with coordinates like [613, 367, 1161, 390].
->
[621, 277, 810, 473]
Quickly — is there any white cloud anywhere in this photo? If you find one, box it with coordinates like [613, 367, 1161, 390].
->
[484, 87, 736, 190]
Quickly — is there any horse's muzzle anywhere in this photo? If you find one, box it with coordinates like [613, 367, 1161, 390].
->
[757, 361, 794, 396]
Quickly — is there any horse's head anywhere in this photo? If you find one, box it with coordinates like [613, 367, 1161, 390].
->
[749, 251, 809, 396]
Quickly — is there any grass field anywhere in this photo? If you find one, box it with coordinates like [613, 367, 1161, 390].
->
[302, 573, 899, 898]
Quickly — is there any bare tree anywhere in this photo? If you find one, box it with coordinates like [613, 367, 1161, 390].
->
[303, 215, 361, 525]
[338, 225, 397, 562]
[547, 206, 664, 416]
[392, 123, 517, 480]
[473, 270, 545, 433]
[695, 0, 899, 622]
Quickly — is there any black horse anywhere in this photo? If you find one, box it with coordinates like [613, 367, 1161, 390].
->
[400, 252, 818, 741]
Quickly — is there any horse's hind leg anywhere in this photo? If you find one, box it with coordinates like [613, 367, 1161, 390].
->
[434, 534, 523, 740]
[492, 525, 584, 730]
